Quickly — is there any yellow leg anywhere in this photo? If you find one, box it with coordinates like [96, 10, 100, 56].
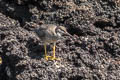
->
[44, 44, 52, 60]
[53, 43, 55, 58]
[0, 57, 2, 64]
[51, 43, 60, 60]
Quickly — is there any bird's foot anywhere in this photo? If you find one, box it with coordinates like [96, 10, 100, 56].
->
[45, 56, 60, 61]
[51, 57, 60, 61]
[45, 56, 53, 60]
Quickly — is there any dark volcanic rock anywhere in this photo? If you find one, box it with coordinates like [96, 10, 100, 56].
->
[0, 0, 120, 80]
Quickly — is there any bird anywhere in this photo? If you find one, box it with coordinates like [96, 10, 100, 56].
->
[34, 24, 71, 60]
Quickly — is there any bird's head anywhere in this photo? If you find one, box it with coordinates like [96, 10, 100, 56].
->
[55, 26, 71, 37]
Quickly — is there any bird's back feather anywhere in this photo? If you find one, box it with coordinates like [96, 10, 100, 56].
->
[34, 24, 58, 42]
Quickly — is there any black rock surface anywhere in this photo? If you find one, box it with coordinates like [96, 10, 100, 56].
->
[0, 0, 120, 80]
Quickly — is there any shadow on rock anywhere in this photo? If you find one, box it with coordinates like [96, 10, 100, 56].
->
[26, 38, 45, 59]
[0, 54, 24, 80]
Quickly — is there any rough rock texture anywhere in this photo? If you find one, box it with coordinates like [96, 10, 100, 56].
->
[0, 0, 120, 80]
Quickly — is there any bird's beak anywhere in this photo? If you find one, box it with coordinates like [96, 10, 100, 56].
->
[64, 31, 72, 37]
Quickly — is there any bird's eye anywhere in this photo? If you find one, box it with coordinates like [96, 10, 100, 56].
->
[55, 27, 66, 36]
[59, 29, 65, 33]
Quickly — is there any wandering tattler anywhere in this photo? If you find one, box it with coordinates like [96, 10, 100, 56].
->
[34, 24, 71, 60]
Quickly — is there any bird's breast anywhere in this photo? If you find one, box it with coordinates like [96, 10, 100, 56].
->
[43, 33, 59, 43]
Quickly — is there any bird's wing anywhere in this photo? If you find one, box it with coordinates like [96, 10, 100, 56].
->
[34, 27, 46, 39]
[34, 24, 57, 40]
[39, 24, 55, 30]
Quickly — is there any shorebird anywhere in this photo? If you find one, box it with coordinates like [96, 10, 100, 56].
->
[34, 24, 71, 60]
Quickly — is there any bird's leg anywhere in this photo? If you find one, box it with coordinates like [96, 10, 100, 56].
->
[44, 43, 52, 60]
[53, 43, 56, 58]
[51, 43, 60, 60]
[0, 57, 2, 64]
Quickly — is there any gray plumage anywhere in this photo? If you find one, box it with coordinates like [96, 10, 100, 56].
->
[34, 24, 71, 60]
[34, 24, 69, 44]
